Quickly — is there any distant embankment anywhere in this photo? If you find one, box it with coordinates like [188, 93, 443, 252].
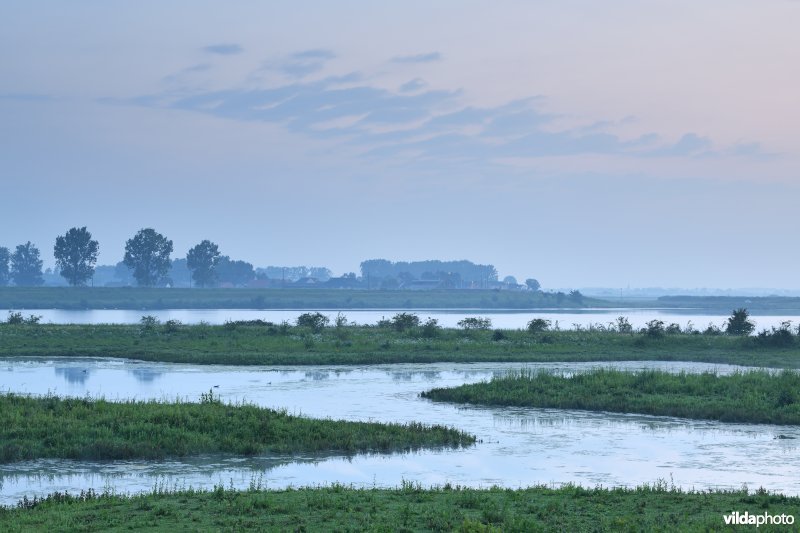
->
[658, 295, 800, 312]
[0, 287, 603, 310]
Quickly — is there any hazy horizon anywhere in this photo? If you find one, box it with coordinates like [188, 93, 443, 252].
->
[3, 1, 799, 288]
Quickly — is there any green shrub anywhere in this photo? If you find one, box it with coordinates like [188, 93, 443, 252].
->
[457, 317, 492, 330]
[296, 312, 329, 332]
[526, 318, 550, 333]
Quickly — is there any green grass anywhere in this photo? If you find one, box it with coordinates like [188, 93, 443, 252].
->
[0, 393, 474, 463]
[0, 286, 603, 310]
[422, 368, 800, 425]
[2, 483, 799, 531]
[2, 322, 800, 367]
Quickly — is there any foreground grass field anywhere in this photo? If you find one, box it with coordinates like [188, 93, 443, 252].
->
[1, 321, 799, 367]
[0, 393, 473, 463]
[0, 287, 602, 310]
[422, 369, 800, 425]
[2, 484, 798, 532]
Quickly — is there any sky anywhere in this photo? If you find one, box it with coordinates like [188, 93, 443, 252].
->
[1, 1, 799, 288]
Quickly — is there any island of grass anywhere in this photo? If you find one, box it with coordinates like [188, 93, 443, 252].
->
[1, 317, 799, 368]
[2, 483, 799, 531]
[421, 368, 800, 425]
[0, 393, 474, 463]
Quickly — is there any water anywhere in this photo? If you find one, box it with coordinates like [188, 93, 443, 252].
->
[2, 358, 799, 505]
[3, 308, 799, 331]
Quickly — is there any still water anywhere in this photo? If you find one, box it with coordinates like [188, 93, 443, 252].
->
[1, 358, 799, 505]
[3, 308, 800, 331]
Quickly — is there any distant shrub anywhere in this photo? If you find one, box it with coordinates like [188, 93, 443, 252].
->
[296, 312, 329, 332]
[334, 312, 349, 328]
[334, 313, 349, 340]
[391, 312, 420, 332]
[5, 312, 40, 325]
[139, 315, 160, 333]
[703, 323, 723, 336]
[526, 318, 551, 333]
[420, 318, 440, 338]
[615, 316, 633, 334]
[163, 319, 182, 334]
[665, 323, 682, 335]
[226, 319, 274, 327]
[458, 317, 492, 330]
[492, 330, 506, 341]
[756, 322, 795, 348]
[6, 311, 24, 325]
[644, 320, 665, 338]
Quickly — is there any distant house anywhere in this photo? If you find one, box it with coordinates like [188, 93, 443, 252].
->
[294, 277, 319, 286]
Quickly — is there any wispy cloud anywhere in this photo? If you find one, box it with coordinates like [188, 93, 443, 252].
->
[391, 52, 442, 64]
[399, 78, 426, 93]
[203, 44, 243, 55]
[124, 54, 769, 170]
[268, 49, 337, 78]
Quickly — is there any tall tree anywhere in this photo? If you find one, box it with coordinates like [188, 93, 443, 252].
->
[54, 227, 100, 286]
[186, 240, 221, 288]
[123, 228, 173, 287]
[525, 278, 541, 291]
[10, 242, 44, 286]
[0, 246, 9, 286]
[216, 256, 255, 287]
[725, 308, 756, 336]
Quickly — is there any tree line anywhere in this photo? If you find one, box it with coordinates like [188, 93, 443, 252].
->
[0, 228, 254, 288]
[1, 228, 538, 290]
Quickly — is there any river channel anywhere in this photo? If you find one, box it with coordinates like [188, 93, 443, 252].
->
[1, 358, 799, 505]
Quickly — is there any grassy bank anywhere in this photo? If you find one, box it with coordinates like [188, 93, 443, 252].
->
[422, 369, 800, 425]
[0, 287, 602, 310]
[2, 484, 799, 531]
[0, 393, 473, 463]
[1, 322, 800, 367]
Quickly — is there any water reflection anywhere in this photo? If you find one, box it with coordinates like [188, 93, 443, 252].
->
[54, 366, 91, 384]
[390, 371, 441, 382]
[129, 368, 163, 383]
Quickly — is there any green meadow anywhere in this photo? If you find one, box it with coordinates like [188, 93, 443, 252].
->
[2, 483, 799, 532]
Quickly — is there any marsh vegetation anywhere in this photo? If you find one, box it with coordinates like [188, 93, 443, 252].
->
[422, 368, 800, 425]
[0, 392, 474, 463]
[2, 311, 799, 367]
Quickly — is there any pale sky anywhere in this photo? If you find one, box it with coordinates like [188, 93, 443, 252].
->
[2, 1, 799, 288]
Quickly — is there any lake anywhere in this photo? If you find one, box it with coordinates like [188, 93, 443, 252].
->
[1, 358, 798, 505]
